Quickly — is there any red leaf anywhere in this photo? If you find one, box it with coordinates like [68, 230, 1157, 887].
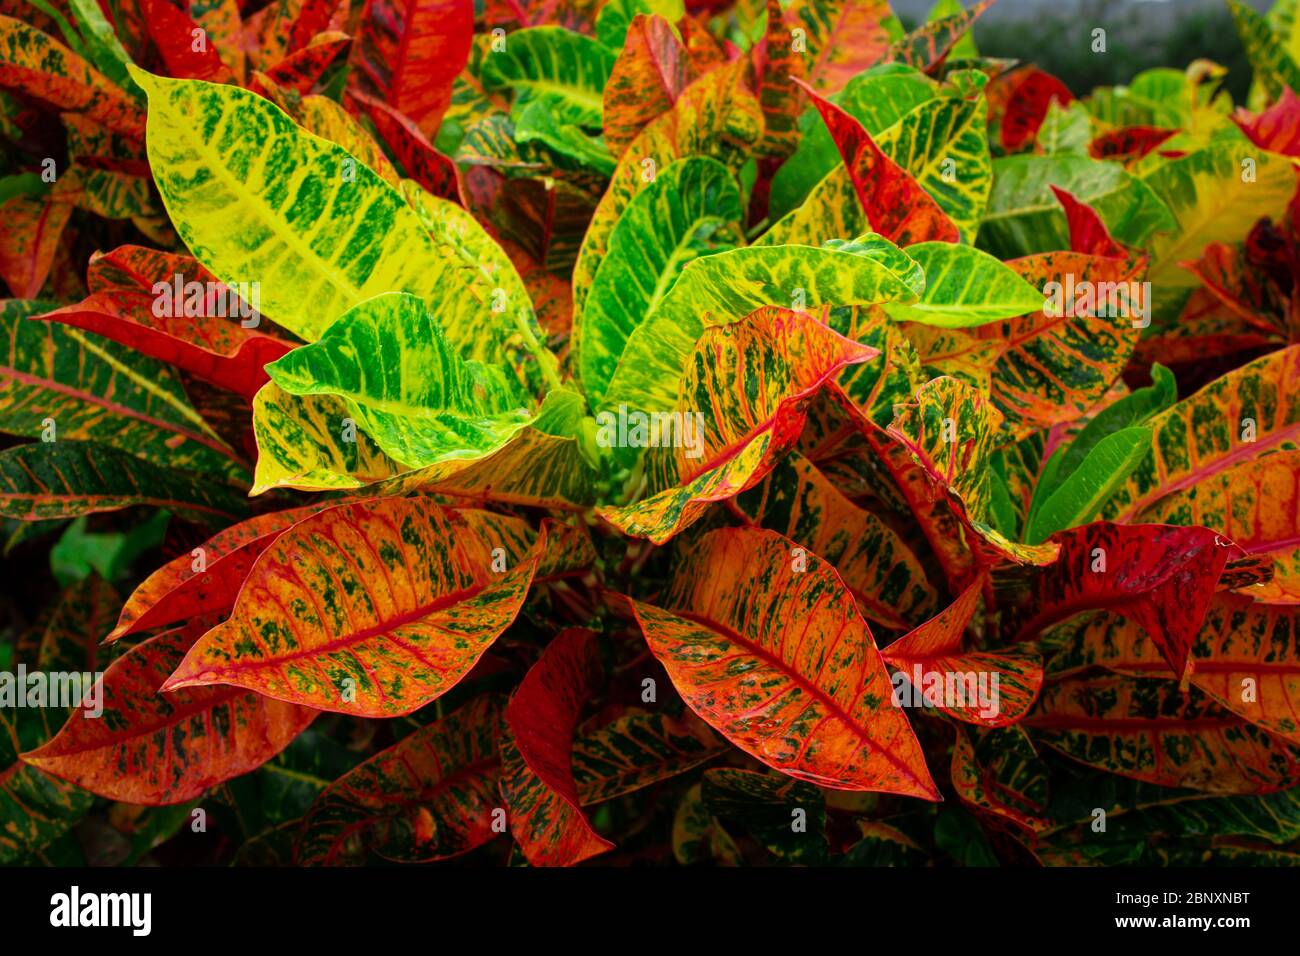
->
[107, 503, 330, 642]
[347, 0, 474, 137]
[1049, 185, 1127, 259]
[794, 77, 960, 245]
[0, 195, 72, 298]
[347, 89, 462, 203]
[1014, 522, 1245, 680]
[22, 622, 317, 805]
[262, 31, 352, 94]
[140, 0, 236, 83]
[1233, 86, 1300, 158]
[297, 696, 505, 864]
[499, 628, 614, 866]
[33, 245, 296, 399]
[1088, 125, 1178, 163]
[992, 66, 1073, 152]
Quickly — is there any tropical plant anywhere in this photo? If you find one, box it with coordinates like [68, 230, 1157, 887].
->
[2, 0, 1300, 868]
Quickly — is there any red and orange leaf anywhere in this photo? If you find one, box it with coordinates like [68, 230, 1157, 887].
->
[883, 576, 1044, 726]
[796, 78, 960, 246]
[731, 451, 939, 630]
[0, 195, 72, 298]
[261, 31, 352, 93]
[1015, 521, 1243, 680]
[347, 0, 473, 137]
[1052, 594, 1300, 744]
[1026, 674, 1300, 795]
[34, 244, 296, 399]
[108, 503, 331, 642]
[296, 695, 504, 865]
[22, 622, 317, 805]
[602, 14, 693, 161]
[786, 0, 892, 94]
[630, 526, 940, 798]
[0, 16, 146, 138]
[160, 499, 545, 717]
[598, 306, 877, 544]
[572, 708, 728, 806]
[1088, 125, 1177, 164]
[991, 66, 1073, 152]
[752, 0, 804, 158]
[1101, 345, 1300, 522]
[950, 725, 1050, 835]
[975, 252, 1140, 437]
[499, 628, 614, 866]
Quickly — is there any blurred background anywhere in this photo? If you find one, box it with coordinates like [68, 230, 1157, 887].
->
[897, 0, 1272, 99]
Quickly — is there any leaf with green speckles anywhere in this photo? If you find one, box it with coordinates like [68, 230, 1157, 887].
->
[499, 628, 614, 866]
[159, 498, 547, 716]
[132, 69, 541, 383]
[265, 292, 538, 469]
[883, 242, 1042, 327]
[882, 575, 1044, 726]
[1026, 673, 1300, 795]
[296, 695, 504, 864]
[22, 620, 317, 805]
[732, 452, 938, 630]
[577, 157, 744, 406]
[1050, 593, 1300, 744]
[604, 244, 914, 418]
[598, 306, 877, 544]
[630, 525, 939, 797]
[1, 299, 248, 481]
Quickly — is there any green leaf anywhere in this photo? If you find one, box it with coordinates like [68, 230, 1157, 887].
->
[1031, 363, 1177, 525]
[605, 244, 916, 416]
[1025, 426, 1153, 544]
[265, 292, 536, 470]
[977, 154, 1175, 260]
[595, 0, 686, 49]
[131, 69, 538, 383]
[481, 26, 615, 128]
[883, 242, 1042, 327]
[577, 157, 744, 406]
[874, 91, 991, 241]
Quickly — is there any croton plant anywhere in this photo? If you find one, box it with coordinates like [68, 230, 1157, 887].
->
[1, 0, 1300, 869]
